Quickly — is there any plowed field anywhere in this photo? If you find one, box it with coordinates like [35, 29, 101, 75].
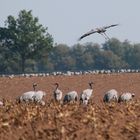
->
[0, 73, 140, 140]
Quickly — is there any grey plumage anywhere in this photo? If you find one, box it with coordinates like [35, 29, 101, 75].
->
[19, 91, 35, 103]
[32, 91, 46, 103]
[53, 83, 63, 101]
[63, 91, 78, 103]
[18, 83, 46, 103]
[103, 89, 118, 102]
[80, 82, 94, 104]
[118, 92, 135, 102]
[78, 24, 119, 40]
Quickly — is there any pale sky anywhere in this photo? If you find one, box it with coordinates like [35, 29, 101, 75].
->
[0, 0, 140, 46]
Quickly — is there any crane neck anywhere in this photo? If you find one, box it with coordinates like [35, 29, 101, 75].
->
[33, 85, 37, 91]
[89, 83, 93, 89]
[55, 83, 59, 90]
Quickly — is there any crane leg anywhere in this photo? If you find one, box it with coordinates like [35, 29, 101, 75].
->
[100, 33, 108, 40]
[103, 32, 110, 40]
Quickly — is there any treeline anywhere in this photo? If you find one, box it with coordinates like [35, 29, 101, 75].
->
[0, 10, 140, 74]
[42, 39, 140, 72]
[1, 37, 140, 73]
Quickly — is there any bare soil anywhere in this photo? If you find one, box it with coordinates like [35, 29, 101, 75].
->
[0, 73, 139, 140]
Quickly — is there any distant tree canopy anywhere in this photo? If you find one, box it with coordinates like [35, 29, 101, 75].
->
[45, 39, 140, 72]
[45, 40, 130, 72]
[0, 10, 140, 74]
[0, 10, 53, 73]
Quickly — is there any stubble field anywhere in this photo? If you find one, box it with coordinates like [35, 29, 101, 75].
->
[0, 73, 140, 140]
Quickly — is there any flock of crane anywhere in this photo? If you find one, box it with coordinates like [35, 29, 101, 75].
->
[1, 69, 140, 79]
[0, 23, 136, 106]
[8, 82, 135, 106]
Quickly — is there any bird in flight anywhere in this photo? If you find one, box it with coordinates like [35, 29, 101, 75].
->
[78, 24, 119, 41]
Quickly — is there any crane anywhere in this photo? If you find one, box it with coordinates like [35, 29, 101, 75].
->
[78, 24, 119, 40]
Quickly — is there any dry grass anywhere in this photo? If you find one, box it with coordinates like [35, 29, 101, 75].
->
[0, 100, 139, 140]
[0, 73, 140, 139]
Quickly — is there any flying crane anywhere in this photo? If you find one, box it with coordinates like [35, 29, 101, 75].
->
[78, 24, 119, 41]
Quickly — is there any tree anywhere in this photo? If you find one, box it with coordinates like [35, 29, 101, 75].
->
[97, 50, 127, 69]
[47, 44, 72, 71]
[0, 10, 53, 73]
[71, 44, 85, 70]
[0, 44, 8, 73]
[103, 38, 125, 58]
[128, 44, 140, 68]
[84, 42, 101, 69]
[0, 43, 20, 73]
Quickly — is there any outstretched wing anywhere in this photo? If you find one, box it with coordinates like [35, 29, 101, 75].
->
[78, 29, 97, 41]
[103, 24, 119, 29]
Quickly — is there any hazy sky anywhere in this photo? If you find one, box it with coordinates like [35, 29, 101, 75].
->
[0, 0, 140, 46]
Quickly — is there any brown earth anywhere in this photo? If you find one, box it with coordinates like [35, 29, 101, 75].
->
[0, 73, 140, 140]
[0, 73, 140, 101]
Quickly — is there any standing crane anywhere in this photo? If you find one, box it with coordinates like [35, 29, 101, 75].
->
[80, 82, 94, 105]
[53, 83, 63, 102]
[78, 24, 119, 40]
